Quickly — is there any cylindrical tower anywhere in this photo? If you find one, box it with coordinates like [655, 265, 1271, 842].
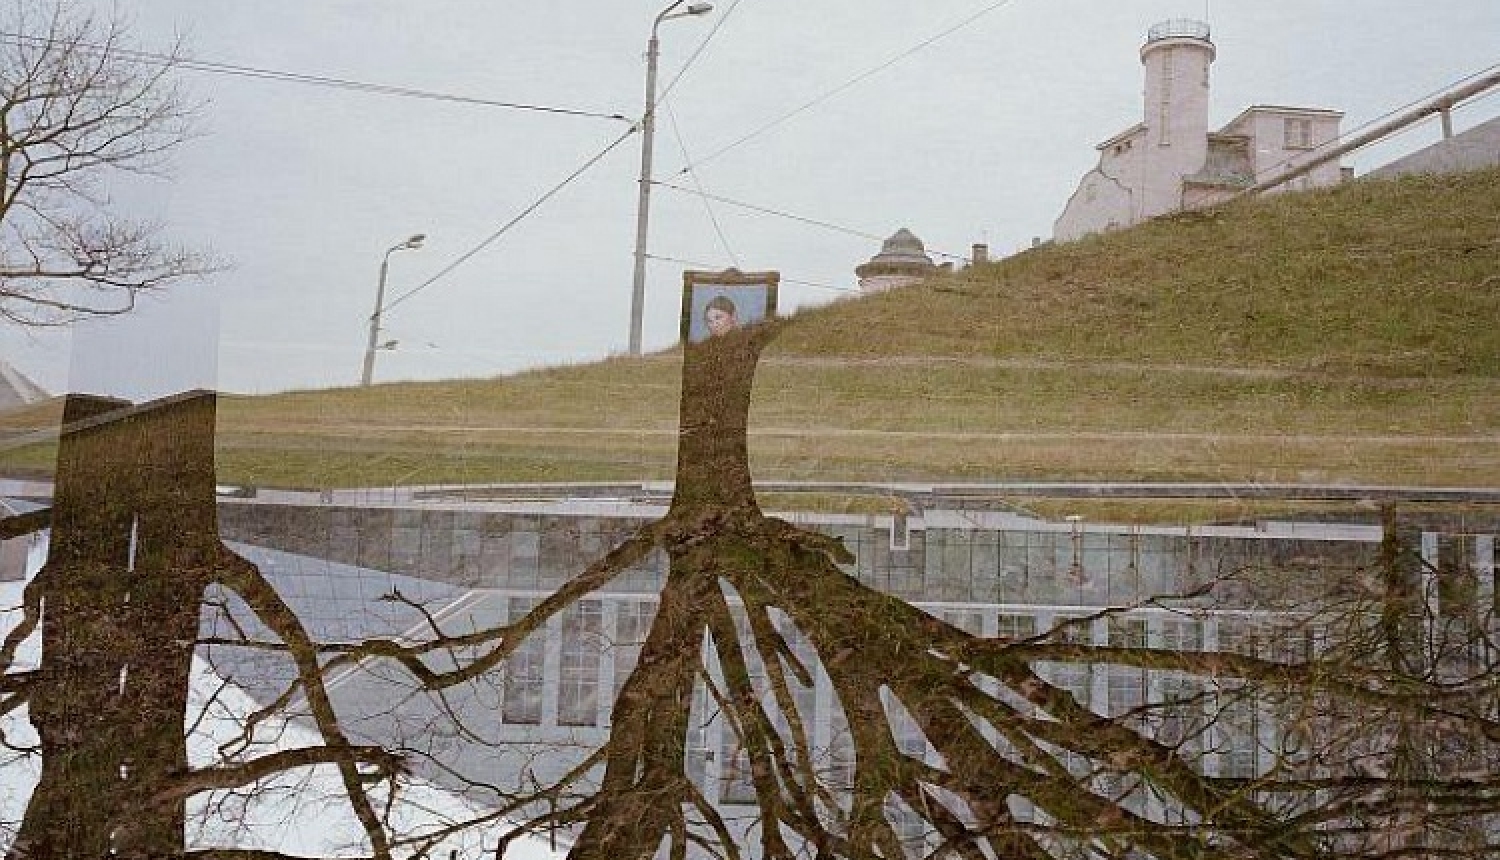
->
[1138, 19, 1215, 218]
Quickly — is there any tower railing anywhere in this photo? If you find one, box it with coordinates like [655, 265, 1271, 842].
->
[1147, 19, 1211, 42]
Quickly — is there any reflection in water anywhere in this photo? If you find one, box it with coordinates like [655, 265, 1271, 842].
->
[0, 325, 1498, 859]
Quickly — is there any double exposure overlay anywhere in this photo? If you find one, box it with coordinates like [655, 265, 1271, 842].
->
[1, 1, 1498, 858]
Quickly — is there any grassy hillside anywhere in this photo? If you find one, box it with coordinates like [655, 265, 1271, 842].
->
[774, 170, 1500, 375]
[6, 169, 1499, 490]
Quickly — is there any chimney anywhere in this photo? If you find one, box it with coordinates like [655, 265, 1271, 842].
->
[970, 243, 989, 266]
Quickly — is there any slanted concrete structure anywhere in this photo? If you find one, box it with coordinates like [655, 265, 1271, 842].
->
[1055, 20, 1344, 241]
[855, 228, 938, 293]
[0, 359, 48, 411]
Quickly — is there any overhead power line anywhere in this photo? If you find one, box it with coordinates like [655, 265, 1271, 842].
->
[664, 101, 741, 267]
[645, 253, 859, 294]
[651, 180, 970, 262]
[673, 0, 1017, 173]
[656, 0, 748, 105]
[382, 128, 639, 315]
[0, 31, 631, 122]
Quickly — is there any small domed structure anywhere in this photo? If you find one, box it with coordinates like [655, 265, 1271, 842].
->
[855, 228, 937, 294]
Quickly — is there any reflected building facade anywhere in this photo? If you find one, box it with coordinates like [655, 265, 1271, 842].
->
[209, 493, 1499, 856]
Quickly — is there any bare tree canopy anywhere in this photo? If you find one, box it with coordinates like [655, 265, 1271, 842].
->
[0, 0, 209, 326]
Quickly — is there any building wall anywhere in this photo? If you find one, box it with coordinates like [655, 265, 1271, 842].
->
[1368, 115, 1500, 179]
[1221, 109, 1344, 189]
[1054, 129, 1144, 240]
[857, 274, 923, 293]
[1180, 183, 1239, 209]
[218, 502, 1392, 603]
[1053, 167, 1134, 239]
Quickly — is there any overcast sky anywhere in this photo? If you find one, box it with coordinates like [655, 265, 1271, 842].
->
[4, 0, 1498, 399]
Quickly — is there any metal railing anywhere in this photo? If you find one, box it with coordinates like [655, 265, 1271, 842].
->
[1147, 19, 1211, 42]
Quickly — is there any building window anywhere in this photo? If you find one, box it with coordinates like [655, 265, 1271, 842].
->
[940, 608, 984, 635]
[720, 738, 757, 805]
[1046, 663, 1091, 708]
[686, 679, 713, 790]
[1216, 618, 1260, 657]
[1284, 117, 1314, 150]
[1220, 696, 1261, 778]
[1107, 617, 1147, 649]
[558, 599, 602, 726]
[827, 706, 855, 791]
[1107, 669, 1146, 718]
[1160, 619, 1202, 651]
[1050, 614, 1092, 645]
[995, 613, 1037, 640]
[502, 597, 545, 725]
[886, 795, 929, 858]
[613, 599, 657, 703]
[1266, 625, 1314, 664]
[1156, 677, 1204, 754]
[1158, 48, 1174, 146]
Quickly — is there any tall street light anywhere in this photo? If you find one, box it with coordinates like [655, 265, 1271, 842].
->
[628, 0, 713, 356]
[361, 233, 426, 386]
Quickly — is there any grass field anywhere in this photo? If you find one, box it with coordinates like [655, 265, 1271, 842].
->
[3, 169, 1497, 491]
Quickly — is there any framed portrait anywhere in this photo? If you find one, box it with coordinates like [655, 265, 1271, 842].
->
[680, 269, 780, 344]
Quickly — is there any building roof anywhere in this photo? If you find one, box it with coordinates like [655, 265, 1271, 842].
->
[855, 228, 938, 279]
[1220, 104, 1345, 131]
[1096, 123, 1147, 151]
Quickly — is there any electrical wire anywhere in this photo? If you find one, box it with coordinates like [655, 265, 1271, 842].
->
[0, 31, 631, 122]
[381, 128, 638, 315]
[655, 0, 748, 106]
[651, 180, 970, 262]
[672, 0, 1017, 173]
[645, 253, 859, 293]
[664, 100, 741, 267]
[1455, 84, 1500, 115]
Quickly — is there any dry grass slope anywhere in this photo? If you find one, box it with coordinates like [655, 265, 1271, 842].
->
[3, 169, 1497, 490]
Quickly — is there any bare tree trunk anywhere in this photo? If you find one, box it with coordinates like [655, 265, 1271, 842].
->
[12, 392, 219, 859]
[566, 327, 772, 859]
[670, 330, 767, 514]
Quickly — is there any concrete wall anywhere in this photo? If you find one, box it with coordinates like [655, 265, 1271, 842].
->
[218, 501, 1388, 608]
[1369, 115, 1500, 179]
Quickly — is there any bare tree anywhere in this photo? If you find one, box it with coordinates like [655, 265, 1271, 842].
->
[449, 324, 1499, 860]
[0, 0, 209, 326]
[268, 320, 1498, 860]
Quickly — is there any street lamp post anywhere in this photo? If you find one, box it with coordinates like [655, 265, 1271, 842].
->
[628, 0, 713, 356]
[361, 233, 426, 386]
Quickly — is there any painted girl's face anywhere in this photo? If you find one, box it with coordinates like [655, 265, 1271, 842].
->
[705, 307, 737, 337]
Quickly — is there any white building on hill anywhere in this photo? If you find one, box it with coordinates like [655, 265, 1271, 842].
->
[1054, 20, 1345, 241]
